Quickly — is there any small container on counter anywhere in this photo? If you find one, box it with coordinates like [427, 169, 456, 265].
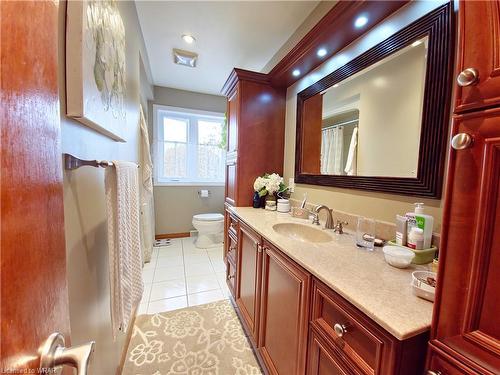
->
[265, 200, 277, 211]
[408, 227, 424, 250]
[277, 199, 290, 213]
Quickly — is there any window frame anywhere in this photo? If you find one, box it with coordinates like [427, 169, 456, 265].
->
[153, 104, 226, 186]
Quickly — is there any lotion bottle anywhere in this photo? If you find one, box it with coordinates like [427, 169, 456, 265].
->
[406, 203, 434, 249]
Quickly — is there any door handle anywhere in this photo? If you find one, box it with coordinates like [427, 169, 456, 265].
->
[40, 332, 95, 375]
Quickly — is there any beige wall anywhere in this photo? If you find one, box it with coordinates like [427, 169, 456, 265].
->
[285, 1, 448, 232]
[322, 42, 427, 177]
[59, 2, 149, 373]
[149, 86, 227, 234]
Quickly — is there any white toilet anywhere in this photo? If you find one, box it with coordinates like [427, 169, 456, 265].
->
[192, 213, 224, 248]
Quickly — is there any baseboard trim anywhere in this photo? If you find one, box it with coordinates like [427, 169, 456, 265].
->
[155, 232, 190, 240]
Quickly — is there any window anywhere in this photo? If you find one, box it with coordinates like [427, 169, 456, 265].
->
[153, 105, 226, 185]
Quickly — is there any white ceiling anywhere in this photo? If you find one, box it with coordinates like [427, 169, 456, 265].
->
[135, 1, 319, 95]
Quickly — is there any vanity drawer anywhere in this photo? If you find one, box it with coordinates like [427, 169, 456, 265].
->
[227, 212, 239, 237]
[226, 258, 237, 297]
[226, 231, 238, 264]
[311, 279, 389, 375]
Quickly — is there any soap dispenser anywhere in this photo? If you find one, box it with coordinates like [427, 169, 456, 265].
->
[406, 203, 434, 249]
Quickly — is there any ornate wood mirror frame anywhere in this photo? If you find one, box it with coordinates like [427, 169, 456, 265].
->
[295, 3, 453, 198]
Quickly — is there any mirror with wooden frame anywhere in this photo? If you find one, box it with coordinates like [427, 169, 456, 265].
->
[295, 4, 453, 198]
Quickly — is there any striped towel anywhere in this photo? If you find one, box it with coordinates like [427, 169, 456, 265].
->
[105, 161, 143, 339]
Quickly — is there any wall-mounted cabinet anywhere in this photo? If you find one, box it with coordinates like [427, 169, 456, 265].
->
[221, 68, 285, 208]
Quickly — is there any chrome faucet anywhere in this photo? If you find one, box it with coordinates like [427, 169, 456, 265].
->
[312, 205, 335, 229]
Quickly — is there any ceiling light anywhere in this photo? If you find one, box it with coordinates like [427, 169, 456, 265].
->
[333, 84, 339, 88]
[411, 40, 423, 47]
[292, 69, 301, 77]
[317, 48, 327, 57]
[173, 48, 198, 68]
[182, 34, 196, 44]
[354, 16, 368, 28]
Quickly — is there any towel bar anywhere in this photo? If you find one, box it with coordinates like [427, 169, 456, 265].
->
[63, 153, 138, 170]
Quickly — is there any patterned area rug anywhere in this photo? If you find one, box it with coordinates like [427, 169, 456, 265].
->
[122, 300, 262, 375]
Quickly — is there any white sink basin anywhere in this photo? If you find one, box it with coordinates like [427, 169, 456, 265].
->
[272, 223, 332, 243]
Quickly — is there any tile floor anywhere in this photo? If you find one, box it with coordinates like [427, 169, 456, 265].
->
[138, 236, 230, 314]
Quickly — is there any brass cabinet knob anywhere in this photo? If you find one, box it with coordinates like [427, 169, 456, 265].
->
[457, 67, 479, 87]
[451, 133, 473, 150]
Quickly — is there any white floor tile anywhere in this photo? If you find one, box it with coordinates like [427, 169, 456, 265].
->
[207, 250, 223, 263]
[148, 296, 188, 314]
[210, 259, 226, 273]
[184, 252, 210, 264]
[156, 255, 184, 267]
[140, 283, 152, 304]
[186, 274, 220, 294]
[137, 303, 148, 315]
[185, 262, 215, 277]
[150, 279, 186, 301]
[142, 268, 155, 283]
[153, 265, 185, 282]
[215, 272, 227, 289]
[188, 289, 226, 307]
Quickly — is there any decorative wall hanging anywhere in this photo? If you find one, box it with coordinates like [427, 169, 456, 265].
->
[66, 0, 127, 141]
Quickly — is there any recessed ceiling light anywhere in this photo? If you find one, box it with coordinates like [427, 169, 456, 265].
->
[317, 48, 327, 57]
[292, 69, 301, 77]
[333, 84, 339, 88]
[411, 40, 423, 47]
[354, 16, 368, 28]
[173, 48, 198, 68]
[182, 34, 196, 44]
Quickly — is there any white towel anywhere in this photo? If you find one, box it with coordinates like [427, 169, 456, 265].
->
[344, 127, 358, 176]
[139, 106, 155, 263]
[105, 161, 143, 339]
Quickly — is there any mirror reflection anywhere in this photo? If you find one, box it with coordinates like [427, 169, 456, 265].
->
[304, 36, 428, 178]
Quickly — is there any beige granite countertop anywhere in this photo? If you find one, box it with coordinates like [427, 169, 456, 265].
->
[229, 206, 434, 341]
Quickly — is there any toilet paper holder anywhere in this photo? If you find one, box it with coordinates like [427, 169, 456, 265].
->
[198, 190, 211, 198]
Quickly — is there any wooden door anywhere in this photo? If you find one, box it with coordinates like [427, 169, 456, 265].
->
[259, 241, 311, 375]
[236, 222, 262, 344]
[429, 108, 500, 373]
[307, 327, 354, 375]
[455, 1, 500, 113]
[1, 1, 72, 373]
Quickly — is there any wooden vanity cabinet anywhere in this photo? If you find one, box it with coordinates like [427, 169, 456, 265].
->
[427, 109, 500, 374]
[427, 2, 500, 373]
[308, 325, 354, 375]
[235, 221, 263, 345]
[454, 1, 500, 113]
[259, 240, 311, 375]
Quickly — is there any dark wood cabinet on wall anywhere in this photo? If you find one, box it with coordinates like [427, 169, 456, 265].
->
[427, 1, 500, 373]
[221, 68, 286, 207]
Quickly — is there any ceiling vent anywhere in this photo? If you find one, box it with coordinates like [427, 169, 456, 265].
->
[173, 48, 198, 68]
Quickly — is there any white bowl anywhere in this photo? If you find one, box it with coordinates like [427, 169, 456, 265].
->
[411, 271, 437, 302]
[382, 245, 415, 268]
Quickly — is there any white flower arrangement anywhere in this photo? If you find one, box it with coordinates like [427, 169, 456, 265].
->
[253, 173, 287, 197]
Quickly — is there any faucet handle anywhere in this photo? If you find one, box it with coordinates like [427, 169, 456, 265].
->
[312, 212, 320, 225]
[334, 220, 348, 234]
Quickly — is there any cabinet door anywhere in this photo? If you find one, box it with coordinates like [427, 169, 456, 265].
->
[227, 89, 239, 153]
[427, 348, 478, 375]
[308, 327, 355, 375]
[236, 221, 262, 344]
[431, 108, 500, 373]
[259, 241, 311, 375]
[455, 1, 500, 112]
[225, 153, 237, 206]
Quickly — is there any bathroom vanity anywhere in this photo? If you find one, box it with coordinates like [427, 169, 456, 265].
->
[224, 206, 432, 375]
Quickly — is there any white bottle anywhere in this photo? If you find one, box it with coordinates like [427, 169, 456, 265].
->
[408, 227, 424, 250]
[406, 203, 434, 249]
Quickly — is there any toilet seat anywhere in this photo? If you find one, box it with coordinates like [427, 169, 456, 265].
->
[193, 213, 224, 222]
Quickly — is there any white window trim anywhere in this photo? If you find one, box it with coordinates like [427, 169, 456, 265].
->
[152, 104, 226, 187]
